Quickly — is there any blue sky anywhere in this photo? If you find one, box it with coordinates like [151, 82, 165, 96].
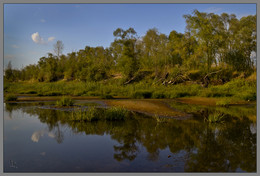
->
[4, 3, 256, 69]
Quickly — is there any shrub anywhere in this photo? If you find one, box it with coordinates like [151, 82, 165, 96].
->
[19, 90, 37, 94]
[132, 90, 153, 99]
[5, 94, 18, 101]
[56, 96, 74, 106]
[45, 91, 63, 96]
[188, 70, 203, 80]
[152, 91, 166, 99]
[87, 91, 101, 96]
[101, 94, 114, 99]
[235, 91, 256, 101]
[169, 91, 191, 98]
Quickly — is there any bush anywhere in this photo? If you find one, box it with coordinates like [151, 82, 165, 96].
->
[235, 91, 256, 101]
[169, 91, 191, 98]
[132, 90, 153, 99]
[101, 94, 114, 99]
[152, 91, 166, 99]
[188, 70, 203, 80]
[87, 91, 101, 96]
[45, 91, 63, 96]
[56, 96, 74, 106]
[5, 94, 18, 101]
[19, 90, 37, 94]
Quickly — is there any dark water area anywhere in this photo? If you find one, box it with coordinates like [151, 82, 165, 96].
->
[4, 101, 256, 172]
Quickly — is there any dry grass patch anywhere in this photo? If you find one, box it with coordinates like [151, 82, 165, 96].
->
[175, 97, 250, 106]
[105, 99, 188, 118]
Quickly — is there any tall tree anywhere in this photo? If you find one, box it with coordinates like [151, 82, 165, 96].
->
[184, 10, 224, 72]
[4, 61, 14, 81]
[113, 27, 139, 79]
[53, 40, 64, 59]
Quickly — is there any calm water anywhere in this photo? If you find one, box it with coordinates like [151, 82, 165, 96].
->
[4, 101, 256, 172]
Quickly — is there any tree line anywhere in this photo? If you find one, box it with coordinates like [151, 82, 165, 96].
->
[5, 10, 256, 83]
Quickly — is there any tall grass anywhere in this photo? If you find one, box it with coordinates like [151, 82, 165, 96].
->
[4, 77, 256, 102]
[205, 112, 225, 123]
[70, 107, 129, 122]
[56, 96, 74, 106]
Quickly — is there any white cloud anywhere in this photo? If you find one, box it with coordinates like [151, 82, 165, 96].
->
[48, 37, 55, 42]
[31, 130, 56, 143]
[31, 32, 55, 44]
[205, 7, 223, 14]
[40, 19, 46, 23]
[31, 32, 46, 44]
[31, 130, 45, 142]
[11, 45, 19, 48]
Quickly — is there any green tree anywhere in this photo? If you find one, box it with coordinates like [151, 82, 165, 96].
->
[4, 61, 14, 82]
[113, 28, 139, 79]
[184, 10, 224, 72]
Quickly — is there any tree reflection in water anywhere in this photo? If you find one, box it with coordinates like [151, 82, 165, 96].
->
[5, 103, 256, 172]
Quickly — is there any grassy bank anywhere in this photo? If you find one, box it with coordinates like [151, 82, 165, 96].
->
[4, 76, 256, 104]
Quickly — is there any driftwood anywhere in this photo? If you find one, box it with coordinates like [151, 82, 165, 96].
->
[202, 70, 222, 88]
[124, 71, 152, 85]
[124, 75, 137, 85]
[160, 70, 222, 87]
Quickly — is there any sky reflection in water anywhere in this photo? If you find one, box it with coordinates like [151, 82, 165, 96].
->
[4, 102, 256, 172]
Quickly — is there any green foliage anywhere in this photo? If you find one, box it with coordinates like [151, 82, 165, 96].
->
[22, 90, 38, 94]
[235, 91, 256, 101]
[5, 11, 256, 86]
[216, 98, 231, 107]
[56, 96, 74, 106]
[131, 90, 153, 99]
[104, 107, 129, 121]
[101, 94, 114, 99]
[206, 112, 225, 123]
[70, 107, 129, 122]
[168, 84, 201, 98]
[187, 70, 204, 80]
[152, 91, 166, 99]
[5, 94, 18, 101]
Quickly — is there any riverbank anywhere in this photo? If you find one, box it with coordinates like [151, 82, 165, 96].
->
[5, 95, 256, 120]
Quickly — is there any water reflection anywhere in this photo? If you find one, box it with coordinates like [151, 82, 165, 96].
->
[31, 130, 56, 143]
[4, 102, 256, 172]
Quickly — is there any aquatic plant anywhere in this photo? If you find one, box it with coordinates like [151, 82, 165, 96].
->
[56, 96, 74, 106]
[206, 112, 225, 123]
[105, 107, 128, 121]
[71, 107, 129, 122]
[153, 115, 167, 123]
